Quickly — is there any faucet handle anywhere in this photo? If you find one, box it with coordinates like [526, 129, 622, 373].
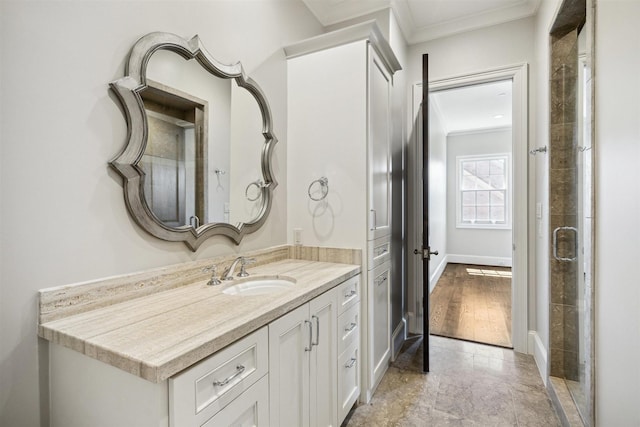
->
[202, 265, 221, 286]
[238, 257, 256, 278]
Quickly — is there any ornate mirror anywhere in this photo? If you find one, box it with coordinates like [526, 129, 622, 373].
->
[110, 32, 277, 251]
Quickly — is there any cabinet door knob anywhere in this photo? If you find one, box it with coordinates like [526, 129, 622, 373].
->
[345, 358, 357, 368]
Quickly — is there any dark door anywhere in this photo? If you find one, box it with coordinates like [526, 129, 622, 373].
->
[421, 54, 437, 373]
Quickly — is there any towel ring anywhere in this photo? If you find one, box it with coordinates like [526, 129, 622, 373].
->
[245, 180, 264, 202]
[308, 177, 329, 201]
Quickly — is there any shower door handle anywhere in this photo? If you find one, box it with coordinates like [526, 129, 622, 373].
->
[553, 226, 578, 262]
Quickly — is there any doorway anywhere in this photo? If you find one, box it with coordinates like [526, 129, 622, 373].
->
[428, 80, 514, 348]
[408, 64, 529, 357]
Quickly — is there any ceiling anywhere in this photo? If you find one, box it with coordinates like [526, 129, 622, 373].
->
[301, 0, 540, 43]
[431, 80, 512, 134]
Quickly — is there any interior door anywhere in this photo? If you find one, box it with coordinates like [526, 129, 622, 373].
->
[420, 54, 433, 373]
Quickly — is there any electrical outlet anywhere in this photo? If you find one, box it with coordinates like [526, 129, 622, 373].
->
[293, 228, 302, 246]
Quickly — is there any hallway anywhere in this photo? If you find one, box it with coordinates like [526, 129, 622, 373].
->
[345, 336, 560, 426]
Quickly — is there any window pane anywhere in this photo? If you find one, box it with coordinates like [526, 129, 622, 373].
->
[462, 191, 475, 206]
[490, 174, 505, 189]
[476, 160, 490, 175]
[462, 173, 476, 190]
[462, 207, 475, 222]
[476, 206, 489, 221]
[477, 191, 490, 206]
[476, 175, 491, 189]
[491, 206, 505, 222]
[490, 159, 505, 175]
[490, 190, 505, 205]
[462, 161, 476, 175]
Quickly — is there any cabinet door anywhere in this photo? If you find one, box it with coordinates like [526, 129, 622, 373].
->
[367, 45, 392, 240]
[269, 304, 310, 427]
[201, 375, 269, 427]
[309, 288, 338, 427]
[338, 342, 360, 425]
[369, 261, 391, 390]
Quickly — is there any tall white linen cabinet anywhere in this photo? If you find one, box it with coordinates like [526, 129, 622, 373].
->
[286, 22, 401, 404]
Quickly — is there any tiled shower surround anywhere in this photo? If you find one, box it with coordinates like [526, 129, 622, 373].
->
[549, 27, 580, 381]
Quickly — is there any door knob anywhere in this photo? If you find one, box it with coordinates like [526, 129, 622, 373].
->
[414, 248, 439, 260]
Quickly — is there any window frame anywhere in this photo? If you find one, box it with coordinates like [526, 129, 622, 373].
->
[455, 153, 512, 230]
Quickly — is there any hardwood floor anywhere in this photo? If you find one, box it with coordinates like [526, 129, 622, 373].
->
[429, 263, 512, 348]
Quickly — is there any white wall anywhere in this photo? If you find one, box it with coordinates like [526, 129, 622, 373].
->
[407, 17, 535, 83]
[446, 129, 512, 263]
[594, 0, 640, 424]
[428, 104, 447, 288]
[531, 0, 562, 379]
[0, 2, 323, 426]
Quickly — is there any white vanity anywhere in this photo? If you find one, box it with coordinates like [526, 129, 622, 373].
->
[39, 246, 361, 427]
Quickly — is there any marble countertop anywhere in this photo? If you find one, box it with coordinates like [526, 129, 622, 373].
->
[39, 259, 360, 383]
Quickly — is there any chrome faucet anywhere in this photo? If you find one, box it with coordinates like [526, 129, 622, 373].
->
[202, 265, 221, 286]
[222, 256, 256, 280]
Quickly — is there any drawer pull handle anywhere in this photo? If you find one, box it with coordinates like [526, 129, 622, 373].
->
[305, 320, 313, 351]
[344, 289, 356, 299]
[213, 365, 245, 387]
[375, 247, 388, 256]
[376, 276, 388, 286]
[344, 322, 357, 332]
[345, 358, 357, 368]
[312, 315, 320, 346]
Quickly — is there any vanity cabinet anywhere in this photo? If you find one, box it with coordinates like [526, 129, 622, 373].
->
[45, 263, 361, 427]
[269, 286, 339, 427]
[286, 22, 400, 402]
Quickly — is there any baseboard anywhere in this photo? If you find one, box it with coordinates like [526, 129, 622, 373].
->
[391, 319, 406, 362]
[429, 255, 448, 293]
[447, 254, 512, 268]
[529, 330, 548, 386]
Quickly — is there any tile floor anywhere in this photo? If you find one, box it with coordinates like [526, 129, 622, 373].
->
[345, 336, 560, 426]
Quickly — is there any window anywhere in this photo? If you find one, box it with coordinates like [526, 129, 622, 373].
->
[457, 154, 511, 229]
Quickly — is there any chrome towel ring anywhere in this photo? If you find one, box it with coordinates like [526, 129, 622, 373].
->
[308, 177, 329, 201]
[245, 180, 265, 201]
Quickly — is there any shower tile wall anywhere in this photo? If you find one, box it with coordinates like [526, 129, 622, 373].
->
[549, 29, 579, 380]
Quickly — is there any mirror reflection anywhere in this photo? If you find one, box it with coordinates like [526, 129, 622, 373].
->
[141, 49, 266, 229]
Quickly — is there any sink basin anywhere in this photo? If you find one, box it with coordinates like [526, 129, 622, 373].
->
[222, 277, 296, 296]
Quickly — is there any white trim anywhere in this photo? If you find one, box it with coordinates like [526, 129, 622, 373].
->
[529, 330, 548, 386]
[409, 63, 529, 354]
[429, 254, 448, 293]
[391, 319, 406, 362]
[446, 125, 512, 137]
[447, 254, 512, 268]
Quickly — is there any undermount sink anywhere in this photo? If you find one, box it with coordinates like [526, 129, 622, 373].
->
[222, 277, 296, 296]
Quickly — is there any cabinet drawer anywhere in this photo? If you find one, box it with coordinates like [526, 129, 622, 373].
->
[337, 274, 360, 315]
[170, 327, 268, 426]
[338, 342, 360, 425]
[368, 235, 391, 269]
[201, 374, 269, 427]
[337, 302, 359, 355]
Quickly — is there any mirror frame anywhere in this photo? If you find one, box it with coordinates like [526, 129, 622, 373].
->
[110, 32, 278, 251]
